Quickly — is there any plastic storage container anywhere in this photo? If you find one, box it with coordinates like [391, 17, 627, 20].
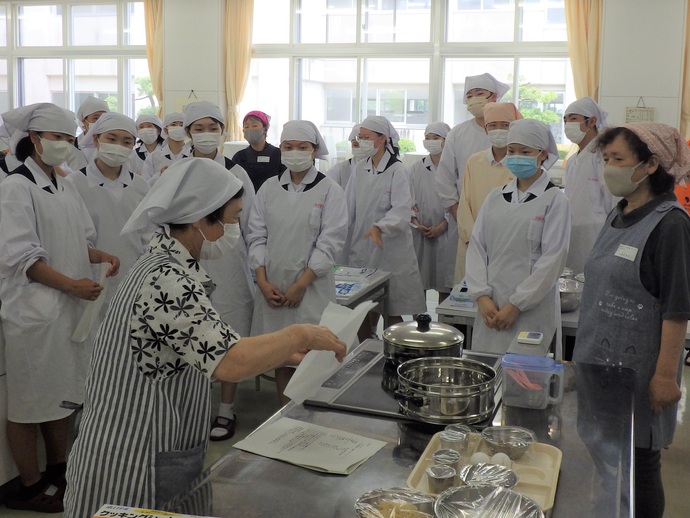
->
[501, 354, 564, 409]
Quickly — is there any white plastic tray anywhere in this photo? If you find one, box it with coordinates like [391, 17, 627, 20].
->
[406, 432, 561, 511]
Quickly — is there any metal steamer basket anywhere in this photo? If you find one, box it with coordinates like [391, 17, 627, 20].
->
[382, 314, 464, 364]
[395, 357, 496, 425]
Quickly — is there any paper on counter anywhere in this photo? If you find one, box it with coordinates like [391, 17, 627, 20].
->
[72, 263, 111, 343]
[283, 300, 376, 404]
[233, 417, 387, 475]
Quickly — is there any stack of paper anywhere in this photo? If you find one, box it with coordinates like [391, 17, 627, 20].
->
[233, 418, 387, 475]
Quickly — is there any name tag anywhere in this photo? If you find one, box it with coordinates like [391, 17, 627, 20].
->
[257, 156, 270, 163]
[614, 244, 638, 261]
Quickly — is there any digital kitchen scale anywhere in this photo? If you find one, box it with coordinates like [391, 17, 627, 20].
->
[304, 339, 503, 427]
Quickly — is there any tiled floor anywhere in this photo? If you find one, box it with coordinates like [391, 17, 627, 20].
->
[3, 292, 690, 517]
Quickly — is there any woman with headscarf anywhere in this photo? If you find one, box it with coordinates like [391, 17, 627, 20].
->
[132, 114, 165, 175]
[63, 158, 346, 518]
[406, 121, 455, 302]
[325, 123, 366, 190]
[142, 112, 191, 184]
[563, 97, 615, 275]
[456, 102, 522, 283]
[345, 115, 426, 335]
[68, 112, 151, 322]
[233, 110, 285, 192]
[465, 118, 571, 356]
[248, 120, 348, 404]
[75, 96, 109, 152]
[573, 123, 690, 518]
[0, 103, 120, 512]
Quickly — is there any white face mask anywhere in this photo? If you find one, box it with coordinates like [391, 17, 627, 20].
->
[167, 126, 186, 142]
[199, 222, 240, 260]
[97, 142, 132, 167]
[281, 150, 314, 172]
[192, 132, 223, 154]
[603, 161, 646, 197]
[38, 138, 72, 166]
[357, 139, 377, 158]
[138, 128, 159, 146]
[487, 129, 509, 148]
[467, 97, 489, 118]
[423, 139, 443, 156]
[564, 121, 587, 144]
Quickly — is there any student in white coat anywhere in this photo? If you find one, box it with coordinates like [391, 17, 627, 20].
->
[407, 121, 455, 301]
[131, 114, 165, 175]
[142, 112, 191, 185]
[465, 119, 571, 356]
[435, 73, 510, 222]
[248, 120, 348, 404]
[345, 115, 426, 336]
[183, 100, 257, 440]
[563, 97, 614, 275]
[75, 96, 109, 153]
[0, 103, 119, 512]
[325, 124, 367, 190]
[68, 112, 151, 321]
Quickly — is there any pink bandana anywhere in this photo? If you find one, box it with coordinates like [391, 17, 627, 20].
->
[243, 110, 270, 128]
[625, 122, 690, 182]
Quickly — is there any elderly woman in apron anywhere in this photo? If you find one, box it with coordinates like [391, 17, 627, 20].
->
[64, 158, 346, 518]
[0, 103, 120, 513]
[465, 119, 571, 356]
[345, 115, 426, 338]
[248, 120, 348, 404]
[573, 123, 690, 518]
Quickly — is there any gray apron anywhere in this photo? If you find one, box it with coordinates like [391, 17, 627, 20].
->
[573, 200, 684, 450]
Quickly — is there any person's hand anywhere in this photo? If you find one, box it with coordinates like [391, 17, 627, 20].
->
[476, 296, 498, 328]
[101, 254, 120, 277]
[363, 226, 384, 249]
[69, 278, 104, 301]
[493, 303, 521, 331]
[284, 281, 308, 308]
[649, 373, 681, 416]
[258, 279, 285, 307]
[302, 324, 347, 362]
[424, 221, 448, 240]
[412, 220, 429, 235]
[284, 348, 310, 366]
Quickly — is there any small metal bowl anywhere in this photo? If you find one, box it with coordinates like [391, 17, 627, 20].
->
[434, 485, 544, 518]
[559, 278, 583, 313]
[481, 426, 536, 460]
[458, 462, 519, 488]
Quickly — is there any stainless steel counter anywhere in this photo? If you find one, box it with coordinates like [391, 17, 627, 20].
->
[165, 362, 634, 517]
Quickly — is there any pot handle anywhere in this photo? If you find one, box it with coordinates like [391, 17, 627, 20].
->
[394, 390, 425, 407]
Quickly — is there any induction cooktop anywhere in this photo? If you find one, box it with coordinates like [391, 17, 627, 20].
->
[304, 340, 503, 427]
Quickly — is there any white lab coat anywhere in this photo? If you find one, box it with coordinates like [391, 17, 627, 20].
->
[435, 119, 491, 209]
[563, 139, 615, 275]
[0, 158, 97, 422]
[248, 167, 347, 334]
[465, 173, 571, 354]
[325, 157, 359, 190]
[142, 142, 192, 184]
[130, 141, 164, 176]
[345, 151, 426, 316]
[68, 162, 150, 319]
[407, 155, 457, 292]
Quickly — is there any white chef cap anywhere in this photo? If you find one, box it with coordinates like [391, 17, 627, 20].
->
[564, 97, 608, 129]
[507, 119, 559, 170]
[91, 112, 137, 138]
[122, 157, 243, 234]
[2, 103, 77, 154]
[183, 101, 225, 129]
[136, 113, 164, 130]
[280, 120, 330, 159]
[77, 96, 109, 121]
[360, 114, 400, 154]
[424, 122, 451, 138]
[348, 124, 360, 142]
[463, 73, 510, 104]
[164, 112, 184, 127]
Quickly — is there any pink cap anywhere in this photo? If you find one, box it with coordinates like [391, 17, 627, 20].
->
[243, 110, 270, 128]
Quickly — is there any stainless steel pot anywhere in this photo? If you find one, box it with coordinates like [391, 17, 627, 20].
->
[382, 314, 464, 364]
[395, 357, 496, 425]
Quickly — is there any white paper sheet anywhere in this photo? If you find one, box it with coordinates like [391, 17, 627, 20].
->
[233, 417, 387, 474]
[283, 300, 377, 404]
[72, 263, 111, 343]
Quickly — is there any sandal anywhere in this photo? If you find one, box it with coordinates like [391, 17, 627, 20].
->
[5, 479, 64, 513]
[210, 415, 236, 441]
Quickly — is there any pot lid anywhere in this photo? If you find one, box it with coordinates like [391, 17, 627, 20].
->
[383, 314, 464, 349]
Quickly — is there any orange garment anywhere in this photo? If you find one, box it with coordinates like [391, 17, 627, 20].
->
[674, 182, 690, 214]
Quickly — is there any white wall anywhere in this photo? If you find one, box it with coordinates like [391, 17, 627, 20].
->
[599, 0, 687, 127]
[162, 0, 226, 116]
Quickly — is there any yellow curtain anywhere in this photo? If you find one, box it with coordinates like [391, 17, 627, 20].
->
[680, 4, 690, 137]
[564, 0, 603, 100]
[143, 0, 164, 117]
[224, 0, 254, 140]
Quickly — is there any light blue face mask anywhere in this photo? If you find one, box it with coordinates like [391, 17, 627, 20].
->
[505, 155, 540, 178]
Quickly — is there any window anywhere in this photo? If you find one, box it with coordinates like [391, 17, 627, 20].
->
[1, 1, 150, 118]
